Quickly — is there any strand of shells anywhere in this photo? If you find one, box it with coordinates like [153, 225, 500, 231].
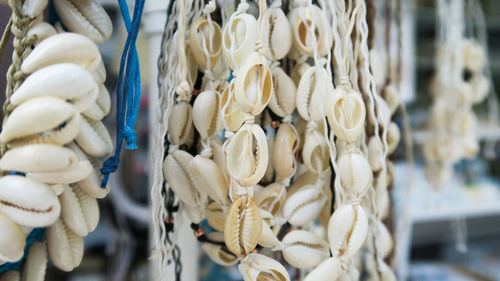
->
[0, 0, 113, 279]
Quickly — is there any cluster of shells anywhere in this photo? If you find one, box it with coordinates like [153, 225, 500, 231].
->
[161, 0, 400, 280]
[0, 0, 113, 279]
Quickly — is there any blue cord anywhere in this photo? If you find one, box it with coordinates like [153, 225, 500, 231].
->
[100, 0, 145, 188]
[0, 228, 46, 275]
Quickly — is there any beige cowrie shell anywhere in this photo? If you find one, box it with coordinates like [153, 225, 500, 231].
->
[378, 221, 393, 258]
[0, 175, 60, 227]
[201, 232, 237, 266]
[185, 43, 199, 87]
[0, 271, 19, 281]
[163, 150, 206, 207]
[303, 257, 342, 281]
[22, 241, 47, 281]
[22, 33, 101, 74]
[258, 220, 280, 248]
[222, 12, 258, 70]
[23, 160, 91, 184]
[283, 184, 326, 227]
[0, 144, 78, 173]
[234, 52, 273, 116]
[54, 0, 113, 44]
[337, 149, 373, 198]
[68, 143, 109, 198]
[82, 84, 111, 120]
[11, 63, 98, 111]
[22, 0, 48, 18]
[59, 185, 99, 237]
[387, 122, 400, 154]
[92, 60, 106, 83]
[224, 196, 262, 256]
[238, 253, 290, 281]
[75, 117, 113, 157]
[470, 74, 489, 104]
[258, 7, 292, 60]
[367, 137, 383, 172]
[327, 87, 366, 142]
[273, 123, 299, 180]
[291, 61, 311, 86]
[206, 202, 225, 231]
[221, 80, 248, 132]
[383, 84, 400, 115]
[268, 67, 296, 118]
[49, 184, 65, 196]
[297, 66, 332, 122]
[190, 156, 229, 206]
[46, 218, 84, 272]
[288, 5, 333, 57]
[0, 212, 26, 262]
[254, 183, 286, 216]
[377, 98, 392, 128]
[189, 17, 222, 71]
[27, 21, 57, 46]
[225, 124, 268, 187]
[0, 97, 81, 148]
[167, 102, 194, 146]
[193, 90, 223, 139]
[328, 204, 368, 260]
[183, 203, 204, 224]
[302, 126, 330, 174]
[262, 136, 275, 184]
[282, 230, 329, 269]
[462, 39, 485, 73]
[287, 171, 318, 196]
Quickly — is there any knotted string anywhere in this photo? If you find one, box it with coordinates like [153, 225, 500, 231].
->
[0, 228, 45, 274]
[100, 0, 145, 188]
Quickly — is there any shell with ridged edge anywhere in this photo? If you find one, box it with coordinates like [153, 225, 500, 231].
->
[82, 83, 111, 121]
[282, 183, 326, 227]
[59, 184, 99, 237]
[75, 116, 113, 157]
[337, 148, 373, 198]
[303, 257, 342, 281]
[327, 87, 366, 143]
[222, 12, 257, 70]
[238, 253, 290, 281]
[201, 232, 237, 266]
[206, 201, 225, 231]
[221, 80, 249, 132]
[328, 204, 368, 260]
[282, 230, 330, 269]
[302, 123, 330, 174]
[296, 66, 332, 122]
[258, 7, 292, 61]
[0, 144, 78, 173]
[192, 90, 223, 139]
[0, 212, 26, 262]
[22, 241, 47, 281]
[189, 17, 222, 71]
[46, 217, 84, 272]
[268, 66, 296, 118]
[254, 183, 286, 216]
[224, 196, 262, 256]
[190, 156, 229, 206]
[273, 123, 299, 180]
[167, 102, 194, 146]
[258, 220, 280, 248]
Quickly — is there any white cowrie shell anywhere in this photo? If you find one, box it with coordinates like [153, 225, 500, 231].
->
[92, 60, 106, 83]
[258, 220, 280, 248]
[225, 123, 268, 187]
[22, 33, 101, 74]
[49, 184, 65, 196]
[328, 204, 368, 260]
[82, 83, 111, 120]
[378, 221, 393, 258]
[54, 0, 113, 44]
[238, 253, 290, 281]
[377, 98, 392, 128]
[11, 63, 98, 111]
[258, 7, 292, 60]
[27, 21, 57, 46]
[0, 96, 81, 148]
[222, 12, 258, 70]
[224, 196, 262, 256]
[367, 137, 383, 172]
[234, 52, 273, 116]
[282, 230, 329, 269]
[221, 80, 248, 132]
[22, 241, 47, 281]
[254, 183, 286, 216]
[268, 67, 296, 118]
[183, 203, 204, 224]
[288, 5, 333, 57]
[273, 123, 299, 180]
[0, 271, 19, 281]
[382, 84, 400, 115]
[462, 39, 485, 73]
[0, 212, 26, 262]
[262, 136, 275, 184]
[68, 143, 109, 198]
[302, 125, 330, 174]
[23, 160, 91, 184]
[46, 217, 84, 272]
[337, 149, 373, 198]
[0, 144, 78, 173]
[283, 184, 326, 227]
[0, 175, 60, 227]
[201, 232, 237, 266]
[167, 102, 194, 146]
[387, 122, 400, 154]
[206, 202, 225, 231]
[75, 117, 113, 157]
[59, 185, 99, 237]
[189, 17, 222, 71]
[193, 90, 223, 139]
[190, 156, 229, 206]
[22, 0, 48, 18]
[296, 66, 332, 122]
[303, 257, 342, 281]
[327, 87, 366, 142]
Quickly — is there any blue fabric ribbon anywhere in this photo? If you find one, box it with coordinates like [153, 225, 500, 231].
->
[0, 228, 46, 275]
[100, 0, 145, 188]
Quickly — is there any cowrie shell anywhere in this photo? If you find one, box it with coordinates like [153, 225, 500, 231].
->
[221, 80, 248, 132]
[378, 261, 397, 281]
[382, 84, 400, 115]
[369, 48, 386, 89]
[206, 201, 225, 231]
[46, 217, 84, 272]
[59, 184, 99, 237]
[258, 7, 292, 60]
[273, 123, 299, 179]
[291, 61, 311, 86]
[26, 21, 57, 46]
[24, 160, 91, 184]
[258, 220, 280, 248]
[224, 196, 262, 256]
[0, 212, 26, 262]
[21, 33, 101, 74]
[254, 183, 286, 216]
[238, 253, 290, 281]
[11, 63, 98, 111]
[303, 257, 342, 281]
[268, 67, 296, 118]
[82, 83, 111, 120]
[327, 87, 366, 142]
[53, 0, 113, 44]
[462, 39, 485, 73]
[367, 137, 383, 172]
[222, 12, 258, 70]
[0, 271, 19, 281]
[0, 144, 78, 173]
[209, 137, 229, 180]
[68, 143, 109, 198]
[262, 136, 275, 184]
[337, 150, 372, 198]
[282, 230, 329, 269]
[387, 122, 400, 154]
[190, 156, 229, 206]
[0, 175, 60, 227]
[192, 90, 223, 139]
[302, 125, 330, 174]
[167, 102, 194, 146]
[92, 60, 106, 83]
[201, 232, 237, 266]
[22, 0, 48, 18]
[22, 241, 47, 281]
[288, 5, 333, 57]
[189, 17, 222, 71]
[225, 123, 268, 187]
[282, 184, 326, 227]
[183, 203, 204, 224]
[328, 204, 368, 260]
[0, 96, 81, 148]
[75, 116, 113, 157]
[234, 52, 273, 116]
[296, 66, 332, 122]
[378, 220, 393, 258]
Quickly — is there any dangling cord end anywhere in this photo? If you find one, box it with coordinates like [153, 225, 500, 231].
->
[124, 126, 138, 150]
[100, 156, 119, 188]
